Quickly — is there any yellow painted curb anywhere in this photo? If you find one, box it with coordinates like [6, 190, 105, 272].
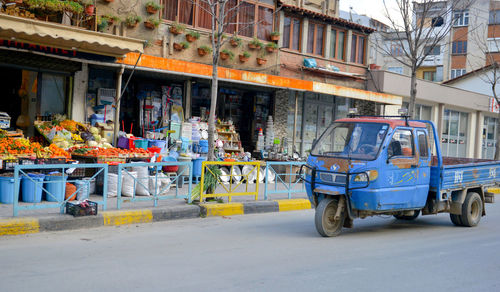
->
[275, 199, 311, 212]
[102, 210, 153, 226]
[201, 203, 244, 217]
[0, 218, 39, 236]
[486, 188, 500, 194]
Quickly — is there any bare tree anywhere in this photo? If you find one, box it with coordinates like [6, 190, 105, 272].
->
[375, 0, 471, 118]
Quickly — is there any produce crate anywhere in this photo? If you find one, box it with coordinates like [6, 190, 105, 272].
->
[65, 200, 98, 217]
[37, 157, 68, 174]
[71, 155, 98, 177]
[96, 156, 127, 164]
[0, 157, 17, 171]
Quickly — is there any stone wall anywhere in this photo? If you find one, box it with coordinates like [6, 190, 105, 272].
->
[273, 89, 289, 141]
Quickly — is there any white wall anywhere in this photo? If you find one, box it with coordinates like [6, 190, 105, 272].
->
[71, 63, 88, 123]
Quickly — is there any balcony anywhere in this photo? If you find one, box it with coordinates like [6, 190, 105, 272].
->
[421, 54, 443, 66]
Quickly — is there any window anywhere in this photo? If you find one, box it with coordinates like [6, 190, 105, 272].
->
[432, 16, 444, 27]
[487, 38, 500, 52]
[283, 15, 301, 51]
[161, 0, 274, 40]
[307, 22, 325, 56]
[390, 44, 403, 56]
[417, 131, 429, 158]
[423, 71, 436, 81]
[441, 109, 468, 157]
[388, 67, 403, 74]
[424, 45, 440, 55]
[452, 41, 467, 54]
[453, 10, 469, 26]
[489, 10, 500, 25]
[330, 28, 346, 60]
[388, 129, 414, 157]
[402, 102, 432, 121]
[483, 116, 498, 159]
[450, 69, 466, 79]
[351, 34, 366, 64]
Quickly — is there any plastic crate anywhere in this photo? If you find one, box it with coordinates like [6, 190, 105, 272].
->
[65, 200, 98, 217]
[0, 158, 18, 171]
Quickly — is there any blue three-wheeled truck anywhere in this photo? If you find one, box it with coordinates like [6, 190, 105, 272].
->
[301, 116, 499, 237]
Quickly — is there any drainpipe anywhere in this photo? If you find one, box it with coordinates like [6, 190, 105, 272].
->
[113, 65, 124, 146]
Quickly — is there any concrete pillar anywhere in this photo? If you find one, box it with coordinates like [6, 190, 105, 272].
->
[475, 111, 484, 159]
[113, 66, 124, 146]
[345, 30, 353, 63]
[278, 10, 285, 48]
[324, 24, 332, 58]
[274, 89, 289, 142]
[71, 63, 89, 123]
[184, 80, 192, 120]
[301, 18, 309, 53]
[437, 103, 445, 151]
[468, 111, 476, 158]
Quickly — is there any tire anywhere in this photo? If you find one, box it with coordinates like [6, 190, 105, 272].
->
[460, 192, 483, 227]
[394, 210, 420, 220]
[315, 197, 345, 237]
[450, 214, 463, 226]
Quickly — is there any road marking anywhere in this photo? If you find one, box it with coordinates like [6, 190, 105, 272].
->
[102, 210, 153, 226]
[0, 218, 39, 236]
[201, 203, 244, 216]
[275, 199, 312, 212]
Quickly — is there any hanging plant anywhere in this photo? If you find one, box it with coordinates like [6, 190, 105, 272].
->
[145, 1, 162, 14]
[144, 17, 160, 29]
[269, 31, 280, 42]
[265, 42, 278, 53]
[125, 15, 142, 28]
[229, 35, 242, 47]
[169, 22, 185, 35]
[210, 32, 226, 43]
[248, 37, 263, 50]
[198, 45, 212, 56]
[101, 14, 120, 26]
[185, 30, 200, 42]
[256, 57, 267, 65]
[239, 51, 251, 63]
[103, 0, 114, 3]
[174, 41, 189, 51]
[97, 18, 109, 32]
[220, 49, 234, 61]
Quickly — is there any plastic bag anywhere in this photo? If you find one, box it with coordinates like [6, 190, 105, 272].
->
[132, 165, 150, 196]
[107, 173, 118, 197]
[148, 173, 171, 196]
[121, 171, 137, 197]
[303, 58, 317, 68]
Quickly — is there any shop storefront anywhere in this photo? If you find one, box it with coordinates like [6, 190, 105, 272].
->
[441, 109, 469, 158]
[482, 116, 498, 159]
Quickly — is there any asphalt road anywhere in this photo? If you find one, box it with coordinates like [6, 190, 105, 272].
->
[1, 202, 500, 292]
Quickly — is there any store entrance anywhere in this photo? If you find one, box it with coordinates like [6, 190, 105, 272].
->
[0, 67, 22, 129]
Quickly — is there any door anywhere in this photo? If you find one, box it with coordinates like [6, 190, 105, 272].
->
[381, 128, 423, 210]
[416, 130, 431, 201]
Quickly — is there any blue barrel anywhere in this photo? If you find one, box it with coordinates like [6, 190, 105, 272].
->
[44, 174, 66, 202]
[0, 176, 15, 204]
[21, 173, 45, 203]
[199, 140, 209, 153]
[193, 157, 207, 177]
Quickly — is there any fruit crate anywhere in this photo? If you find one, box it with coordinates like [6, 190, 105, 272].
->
[65, 200, 98, 217]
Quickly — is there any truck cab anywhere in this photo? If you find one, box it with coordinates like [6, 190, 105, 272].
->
[302, 116, 498, 237]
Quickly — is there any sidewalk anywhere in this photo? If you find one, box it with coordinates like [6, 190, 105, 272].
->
[0, 183, 311, 236]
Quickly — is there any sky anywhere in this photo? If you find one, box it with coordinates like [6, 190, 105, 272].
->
[339, 0, 398, 25]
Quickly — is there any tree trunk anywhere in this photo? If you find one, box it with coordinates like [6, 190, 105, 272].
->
[409, 69, 417, 119]
[207, 63, 218, 161]
[495, 104, 500, 160]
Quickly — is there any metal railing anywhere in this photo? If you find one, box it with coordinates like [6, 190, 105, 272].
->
[116, 161, 193, 209]
[12, 163, 108, 217]
[264, 161, 306, 200]
[200, 161, 261, 203]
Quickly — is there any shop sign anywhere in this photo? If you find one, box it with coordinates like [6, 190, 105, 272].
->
[490, 97, 499, 113]
[0, 39, 116, 62]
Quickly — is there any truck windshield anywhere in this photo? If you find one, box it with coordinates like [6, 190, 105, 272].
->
[311, 122, 389, 160]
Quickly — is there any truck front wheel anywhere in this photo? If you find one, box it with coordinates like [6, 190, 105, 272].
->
[460, 192, 483, 227]
[315, 197, 345, 237]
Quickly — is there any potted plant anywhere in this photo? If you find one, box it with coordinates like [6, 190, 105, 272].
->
[239, 51, 251, 63]
[103, 0, 114, 3]
[186, 30, 200, 42]
[256, 51, 267, 65]
[145, 1, 162, 14]
[65, 1, 83, 14]
[220, 49, 234, 60]
[266, 42, 278, 53]
[81, 0, 94, 15]
[174, 41, 189, 51]
[210, 32, 225, 43]
[144, 17, 160, 29]
[169, 22, 185, 35]
[230, 35, 242, 47]
[248, 37, 263, 50]
[102, 14, 119, 26]
[125, 15, 142, 28]
[269, 31, 280, 42]
[97, 17, 108, 32]
[198, 45, 212, 56]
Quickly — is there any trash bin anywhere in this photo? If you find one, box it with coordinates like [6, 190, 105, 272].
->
[193, 157, 207, 177]
[21, 173, 45, 203]
[0, 176, 15, 204]
[44, 174, 66, 202]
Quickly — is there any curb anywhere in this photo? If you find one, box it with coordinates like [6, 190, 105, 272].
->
[0, 199, 312, 236]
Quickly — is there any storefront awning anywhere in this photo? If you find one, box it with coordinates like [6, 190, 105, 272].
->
[118, 53, 403, 105]
[0, 14, 144, 58]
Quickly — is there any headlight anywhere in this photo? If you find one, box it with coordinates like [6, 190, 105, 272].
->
[353, 170, 378, 182]
[304, 166, 313, 177]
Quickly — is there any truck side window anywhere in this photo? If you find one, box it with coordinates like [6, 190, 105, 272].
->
[388, 129, 414, 157]
[417, 130, 429, 158]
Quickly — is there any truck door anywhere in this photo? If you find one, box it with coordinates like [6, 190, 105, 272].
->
[416, 130, 431, 200]
[382, 128, 424, 210]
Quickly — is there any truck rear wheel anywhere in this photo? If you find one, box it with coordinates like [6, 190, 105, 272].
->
[315, 197, 345, 237]
[450, 214, 463, 226]
[460, 192, 483, 227]
[394, 210, 420, 220]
